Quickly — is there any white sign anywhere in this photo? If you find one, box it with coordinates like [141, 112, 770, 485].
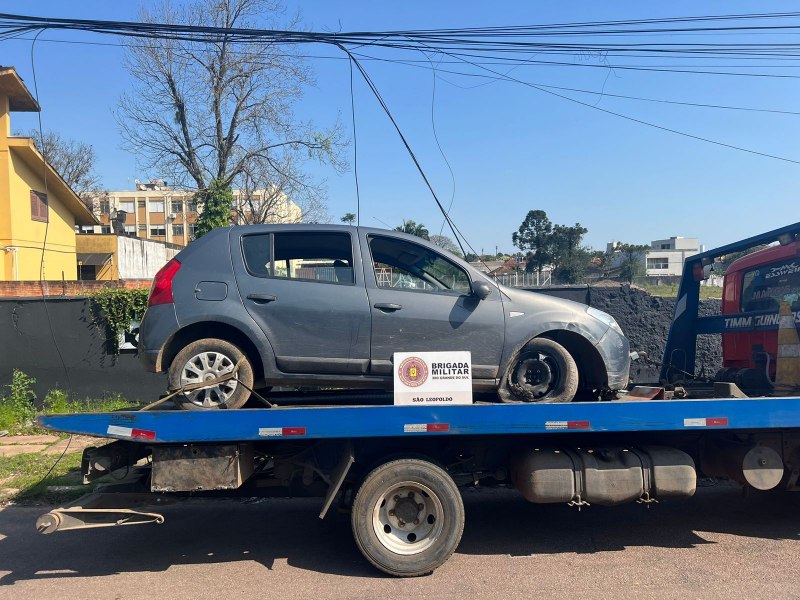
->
[393, 351, 473, 406]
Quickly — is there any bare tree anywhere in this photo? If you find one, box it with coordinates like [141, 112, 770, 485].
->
[117, 0, 345, 221]
[429, 234, 462, 257]
[25, 129, 102, 210]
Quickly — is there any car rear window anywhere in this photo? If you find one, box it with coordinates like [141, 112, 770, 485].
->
[275, 232, 354, 284]
[741, 257, 800, 312]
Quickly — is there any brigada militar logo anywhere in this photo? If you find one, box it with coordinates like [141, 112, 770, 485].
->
[398, 356, 428, 387]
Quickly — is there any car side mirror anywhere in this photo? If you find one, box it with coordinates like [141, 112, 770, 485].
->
[472, 280, 493, 300]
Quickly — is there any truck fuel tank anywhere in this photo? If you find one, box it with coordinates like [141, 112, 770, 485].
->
[511, 446, 696, 506]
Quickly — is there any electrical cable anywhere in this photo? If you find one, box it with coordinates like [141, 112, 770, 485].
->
[348, 57, 361, 226]
[336, 44, 470, 258]
[30, 31, 72, 389]
[431, 46, 800, 165]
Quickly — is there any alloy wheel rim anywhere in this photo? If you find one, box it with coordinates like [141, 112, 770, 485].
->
[179, 351, 238, 407]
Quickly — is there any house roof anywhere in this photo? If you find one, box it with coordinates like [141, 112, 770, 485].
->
[6, 137, 98, 225]
[0, 67, 39, 112]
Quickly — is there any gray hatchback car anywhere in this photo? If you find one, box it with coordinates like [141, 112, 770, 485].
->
[139, 225, 630, 409]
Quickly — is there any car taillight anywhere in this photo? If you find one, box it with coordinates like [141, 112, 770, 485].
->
[148, 258, 181, 307]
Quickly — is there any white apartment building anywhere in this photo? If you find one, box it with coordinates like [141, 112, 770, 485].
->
[80, 180, 302, 247]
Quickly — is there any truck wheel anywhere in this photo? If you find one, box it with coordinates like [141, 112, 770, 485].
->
[168, 338, 253, 410]
[351, 459, 465, 577]
[498, 338, 578, 403]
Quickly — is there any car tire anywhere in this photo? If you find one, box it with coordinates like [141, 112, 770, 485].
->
[351, 458, 465, 577]
[168, 338, 254, 410]
[498, 337, 578, 403]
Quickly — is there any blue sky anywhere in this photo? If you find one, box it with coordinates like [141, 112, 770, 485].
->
[1, 1, 798, 254]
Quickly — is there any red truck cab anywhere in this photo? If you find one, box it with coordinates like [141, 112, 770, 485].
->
[721, 242, 800, 376]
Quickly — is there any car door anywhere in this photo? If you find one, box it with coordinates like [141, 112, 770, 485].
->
[231, 228, 371, 375]
[362, 231, 506, 381]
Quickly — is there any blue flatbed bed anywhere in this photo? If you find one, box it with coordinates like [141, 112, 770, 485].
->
[37, 396, 800, 443]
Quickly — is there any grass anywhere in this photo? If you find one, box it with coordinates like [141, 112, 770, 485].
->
[0, 451, 86, 504]
[0, 371, 141, 504]
[637, 283, 723, 300]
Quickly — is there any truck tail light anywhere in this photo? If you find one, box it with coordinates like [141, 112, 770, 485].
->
[148, 258, 181, 307]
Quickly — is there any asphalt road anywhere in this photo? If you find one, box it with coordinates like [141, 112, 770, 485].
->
[1, 484, 799, 600]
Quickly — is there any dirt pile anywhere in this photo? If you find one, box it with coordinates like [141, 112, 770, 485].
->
[588, 285, 722, 382]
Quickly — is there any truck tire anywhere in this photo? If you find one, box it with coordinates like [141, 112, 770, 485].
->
[498, 337, 579, 403]
[168, 338, 254, 410]
[351, 459, 465, 577]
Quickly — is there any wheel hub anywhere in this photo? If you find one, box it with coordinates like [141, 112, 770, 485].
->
[514, 352, 559, 399]
[372, 482, 444, 555]
[180, 351, 238, 408]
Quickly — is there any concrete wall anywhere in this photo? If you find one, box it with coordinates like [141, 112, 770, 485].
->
[117, 235, 179, 279]
[0, 297, 166, 402]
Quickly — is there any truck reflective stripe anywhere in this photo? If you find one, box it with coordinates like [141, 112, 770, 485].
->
[684, 417, 728, 427]
[404, 423, 450, 433]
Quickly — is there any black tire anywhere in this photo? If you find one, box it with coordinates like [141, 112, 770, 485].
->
[497, 337, 579, 403]
[168, 338, 254, 410]
[351, 459, 465, 577]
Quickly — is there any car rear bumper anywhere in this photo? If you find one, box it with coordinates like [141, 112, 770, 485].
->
[137, 304, 179, 373]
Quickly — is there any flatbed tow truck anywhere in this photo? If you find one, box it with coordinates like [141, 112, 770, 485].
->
[34, 222, 800, 577]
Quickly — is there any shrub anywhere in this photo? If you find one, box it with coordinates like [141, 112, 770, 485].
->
[90, 288, 149, 353]
[0, 369, 37, 430]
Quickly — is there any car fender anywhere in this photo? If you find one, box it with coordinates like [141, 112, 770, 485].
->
[497, 306, 610, 380]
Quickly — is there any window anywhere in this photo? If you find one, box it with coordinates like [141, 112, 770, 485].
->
[79, 225, 95, 234]
[170, 200, 183, 214]
[660, 243, 671, 250]
[30, 190, 49, 222]
[647, 257, 669, 270]
[100, 225, 112, 234]
[741, 258, 800, 312]
[243, 232, 354, 284]
[242, 234, 272, 277]
[98, 199, 111, 214]
[172, 224, 184, 237]
[138, 224, 147, 231]
[368, 235, 471, 294]
[124, 224, 136, 234]
[149, 200, 165, 213]
[150, 226, 166, 237]
[137, 200, 146, 209]
[119, 201, 135, 213]
[189, 224, 197, 236]
[188, 201, 198, 213]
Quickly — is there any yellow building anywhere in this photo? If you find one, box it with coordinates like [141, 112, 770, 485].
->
[0, 66, 97, 281]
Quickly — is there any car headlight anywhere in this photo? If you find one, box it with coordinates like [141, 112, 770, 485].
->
[586, 307, 624, 336]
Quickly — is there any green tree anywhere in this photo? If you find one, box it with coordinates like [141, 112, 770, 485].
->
[340, 212, 356, 225]
[395, 220, 430, 240]
[512, 210, 553, 276]
[612, 242, 650, 283]
[551, 223, 589, 284]
[194, 179, 234, 238]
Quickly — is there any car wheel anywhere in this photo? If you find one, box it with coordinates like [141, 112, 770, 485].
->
[498, 338, 578, 403]
[168, 338, 254, 410]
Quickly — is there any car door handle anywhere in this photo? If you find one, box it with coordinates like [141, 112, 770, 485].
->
[374, 302, 402, 312]
[247, 293, 277, 303]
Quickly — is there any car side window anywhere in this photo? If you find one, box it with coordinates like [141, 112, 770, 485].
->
[274, 232, 354, 284]
[368, 235, 471, 294]
[242, 234, 272, 277]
